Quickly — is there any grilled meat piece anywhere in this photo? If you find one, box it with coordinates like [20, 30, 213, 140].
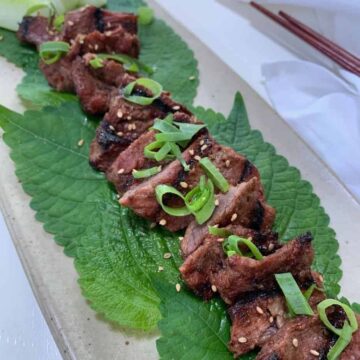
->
[17, 16, 56, 47]
[62, 6, 138, 40]
[90, 94, 190, 172]
[181, 178, 275, 257]
[229, 274, 326, 357]
[72, 56, 136, 114]
[256, 315, 334, 360]
[180, 226, 280, 299]
[211, 233, 314, 304]
[120, 137, 266, 231]
[106, 112, 198, 194]
[339, 315, 360, 359]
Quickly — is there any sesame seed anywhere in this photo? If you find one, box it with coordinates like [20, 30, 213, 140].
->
[127, 115, 132, 121]
[201, 144, 208, 151]
[117, 110, 123, 118]
[163, 252, 172, 259]
[200, 140, 205, 145]
[70, 39, 75, 45]
[269, 316, 274, 323]
[94, 44, 99, 51]
[149, 222, 156, 229]
[178, 236, 184, 241]
[117, 168, 125, 174]
[48, 30, 55, 35]
[212, 224, 219, 228]
[268, 243, 274, 251]
[172, 105, 180, 111]
[107, 22, 111, 28]
[132, 169, 138, 174]
[189, 149, 195, 156]
[211, 285, 217, 292]
[231, 213, 238, 222]
[132, 124, 137, 130]
[158, 266, 164, 272]
[194, 155, 201, 161]
[105, 31, 112, 36]
[256, 306, 264, 315]
[116, 194, 120, 199]
[159, 219, 167, 226]
[310, 350, 320, 357]
[215, 199, 219, 206]
[67, 20, 74, 26]
[238, 337, 247, 344]
[217, 238, 225, 243]
[180, 182, 188, 189]
[225, 160, 230, 167]
[189, 76, 195, 81]
[176, 283, 181, 292]
[117, 132, 124, 137]
[77, 139, 84, 147]
[0, 35, 4, 41]
[292, 338, 298, 348]
[109, 125, 115, 131]
[79, 39, 84, 44]
[319, 275, 324, 283]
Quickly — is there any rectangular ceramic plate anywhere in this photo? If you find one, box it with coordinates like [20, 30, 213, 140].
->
[0, 1, 359, 359]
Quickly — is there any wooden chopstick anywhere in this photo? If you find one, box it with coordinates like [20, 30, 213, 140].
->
[278, 11, 360, 68]
[250, 1, 360, 76]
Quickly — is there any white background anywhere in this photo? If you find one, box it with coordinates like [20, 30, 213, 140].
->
[0, 0, 348, 359]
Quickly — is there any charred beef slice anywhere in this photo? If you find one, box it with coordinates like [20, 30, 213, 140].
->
[17, 16, 56, 46]
[71, 56, 137, 114]
[89, 92, 188, 172]
[255, 315, 334, 360]
[106, 112, 199, 194]
[180, 226, 280, 299]
[181, 177, 275, 257]
[228, 274, 326, 357]
[119, 136, 268, 232]
[211, 232, 314, 304]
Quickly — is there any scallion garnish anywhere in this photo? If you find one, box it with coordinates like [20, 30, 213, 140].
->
[132, 166, 162, 179]
[275, 273, 314, 316]
[208, 226, 232, 237]
[199, 157, 229, 193]
[123, 78, 162, 105]
[89, 53, 153, 75]
[137, 6, 154, 25]
[155, 184, 191, 217]
[317, 299, 358, 360]
[155, 176, 216, 224]
[39, 41, 70, 65]
[144, 115, 206, 171]
[222, 235, 263, 260]
[53, 14, 65, 31]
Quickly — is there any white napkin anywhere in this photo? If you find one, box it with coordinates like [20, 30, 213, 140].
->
[254, 0, 360, 201]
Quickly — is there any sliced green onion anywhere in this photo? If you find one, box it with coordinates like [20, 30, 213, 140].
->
[123, 78, 162, 105]
[39, 41, 70, 65]
[199, 157, 229, 193]
[317, 299, 358, 360]
[318, 299, 358, 336]
[189, 179, 215, 224]
[155, 132, 194, 143]
[168, 142, 190, 171]
[327, 322, 353, 360]
[89, 57, 104, 69]
[132, 166, 162, 179]
[151, 115, 179, 134]
[90, 53, 153, 75]
[137, 6, 154, 25]
[223, 235, 264, 260]
[53, 14, 65, 31]
[208, 226, 232, 237]
[155, 185, 190, 217]
[155, 177, 216, 224]
[275, 273, 314, 316]
[185, 176, 211, 213]
[25, 3, 53, 16]
[144, 141, 174, 162]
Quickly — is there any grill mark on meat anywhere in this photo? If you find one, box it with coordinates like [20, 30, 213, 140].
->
[20, 17, 32, 37]
[249, 200, 265, 230]
[152, 98, 174, 113]
[239, 159, 253, 183]
[94, 8, 105, 32]
[97, 121, 131, 149]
